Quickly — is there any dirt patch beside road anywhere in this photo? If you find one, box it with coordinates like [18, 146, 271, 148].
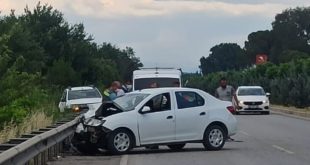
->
[271, 105, 310, 119]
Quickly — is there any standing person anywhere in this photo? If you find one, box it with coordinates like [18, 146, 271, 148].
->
[103, 81, 125, 102]
[215, 77, 236, 102]
[173, 81, 180, 87]
[122, 80, 133, 93]
[149, 82, 159, 88]
[215, 77, 236, 141]
[103, 82, 118, 102]
[145, 81, 160, 150]
[114, 81, 125, 97]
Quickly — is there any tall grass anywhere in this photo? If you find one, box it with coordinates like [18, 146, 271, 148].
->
[0, 111, 53, 143]
[0, 87, 65, 143]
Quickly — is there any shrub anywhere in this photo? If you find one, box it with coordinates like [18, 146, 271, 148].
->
[187, 58, 310, 108]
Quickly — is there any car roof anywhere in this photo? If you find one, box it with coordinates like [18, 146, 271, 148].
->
[131, 87, 200, 95]
[68, 86, 95, 91]
[133, 69, 181, 79]
[237, 86, 263, 89]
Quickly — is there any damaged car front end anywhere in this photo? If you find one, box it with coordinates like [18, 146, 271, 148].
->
[72, 102, 122, 154]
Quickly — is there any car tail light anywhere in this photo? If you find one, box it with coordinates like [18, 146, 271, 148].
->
[227, 106, 235, 114]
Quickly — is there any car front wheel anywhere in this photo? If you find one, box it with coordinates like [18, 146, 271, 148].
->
[203, 125, 226, 151]
[107, 129, 134, 155]
[167, 143, 186, 150]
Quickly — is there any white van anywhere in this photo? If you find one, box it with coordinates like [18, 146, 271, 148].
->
[132, 68, 182, 91]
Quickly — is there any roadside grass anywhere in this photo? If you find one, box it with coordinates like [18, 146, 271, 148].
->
[271, 104, 310, 118]
[272, 105, 310, 112]
[0, 111, 53, 143]
[0, 101, 72, 144]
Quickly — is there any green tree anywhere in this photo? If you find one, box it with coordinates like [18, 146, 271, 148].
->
[271, 7, 310, 63]
[200, 43, 248, 75]
[46, 59, 80, 86]
[244, 30, 273, 64]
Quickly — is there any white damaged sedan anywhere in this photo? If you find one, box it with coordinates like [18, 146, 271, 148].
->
[73, 88, 237, 154]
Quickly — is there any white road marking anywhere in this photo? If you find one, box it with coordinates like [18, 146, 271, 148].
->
[272, 145, 294, 154]
[239, 131, 250, 136]
[120, 154, 129, 165]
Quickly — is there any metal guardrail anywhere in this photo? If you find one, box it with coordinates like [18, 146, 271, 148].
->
[0, 117, 79, 165]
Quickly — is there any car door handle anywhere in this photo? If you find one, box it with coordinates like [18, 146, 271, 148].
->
[167, 116, 173, 119]
[200, 112, 206, 116]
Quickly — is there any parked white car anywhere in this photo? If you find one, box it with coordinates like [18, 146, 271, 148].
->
[73, 88, 237, 154]
[233, 86, 270, 114]
[58, 86, 102, 112]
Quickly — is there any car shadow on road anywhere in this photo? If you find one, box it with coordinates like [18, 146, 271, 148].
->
[93, 147, 238, 156]
[236, 112, 269, 115]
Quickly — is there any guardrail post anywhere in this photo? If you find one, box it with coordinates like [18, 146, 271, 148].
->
[48, 147, 52, 160]
[59, 142, 63, 157]
[57, 143, 61, 157]
[53, 145, 57, 158]
[34, 155, 39, 165]
[41, 150, 46, 165]
[56, 143, 60, 157]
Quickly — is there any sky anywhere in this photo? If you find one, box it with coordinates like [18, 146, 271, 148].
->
[1, 0, 310, 72]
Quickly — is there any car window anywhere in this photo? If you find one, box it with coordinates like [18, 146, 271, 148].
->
[144, 93, 171, 112]
[68, 89, 101, 100]
[237, 88, 265, 96]
[113, 93, 150, 111]
[134, 78, 180, 90]
[175, 91, 205, 109]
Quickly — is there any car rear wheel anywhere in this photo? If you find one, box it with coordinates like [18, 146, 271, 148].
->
[167, 143, 186, 150]
[107, 129, 134, 155]
[203, 125, 226, 151]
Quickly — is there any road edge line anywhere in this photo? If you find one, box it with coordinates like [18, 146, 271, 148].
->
[120, 154, 128, 165]
[272, 145, 294, 154]
[271, 110, 310, 121]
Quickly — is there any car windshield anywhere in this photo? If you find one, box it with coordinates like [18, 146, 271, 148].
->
[68, 89, 101, 100]
[134, 78, 180, 90]
[238, 88, 265, 96]
[113, 93, 149, 111]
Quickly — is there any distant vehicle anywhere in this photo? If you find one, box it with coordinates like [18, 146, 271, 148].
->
[73, 87, 237, 155]
[58, 86, 102, 112]
[132, 68, 182, 91]
[233, 86, 270, 114]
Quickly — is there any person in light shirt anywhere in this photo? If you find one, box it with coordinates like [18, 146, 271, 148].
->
[215, 77, 236, 142]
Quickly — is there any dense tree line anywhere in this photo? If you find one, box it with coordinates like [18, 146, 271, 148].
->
[188, 58, 310, 108]
[200, 7, 310, 75]
[0, 4, 142, 125]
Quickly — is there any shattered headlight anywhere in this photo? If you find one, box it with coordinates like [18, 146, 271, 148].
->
[84, 118, 105, 127]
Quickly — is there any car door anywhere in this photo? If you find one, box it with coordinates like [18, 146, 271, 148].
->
[58, 90, 67, 112]
[174, 91, 207, 141]
[138, 92, 176, 144]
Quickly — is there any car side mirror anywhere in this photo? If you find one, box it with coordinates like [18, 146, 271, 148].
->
[266, 92, 271, 96]
[140, 106, 151, 114]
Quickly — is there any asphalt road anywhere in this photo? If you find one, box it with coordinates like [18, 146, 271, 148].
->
[49, 112, 310, 165]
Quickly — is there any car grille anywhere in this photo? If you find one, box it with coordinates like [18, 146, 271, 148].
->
[244, 108, 263, 110]
[244, 101, 263, 105]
